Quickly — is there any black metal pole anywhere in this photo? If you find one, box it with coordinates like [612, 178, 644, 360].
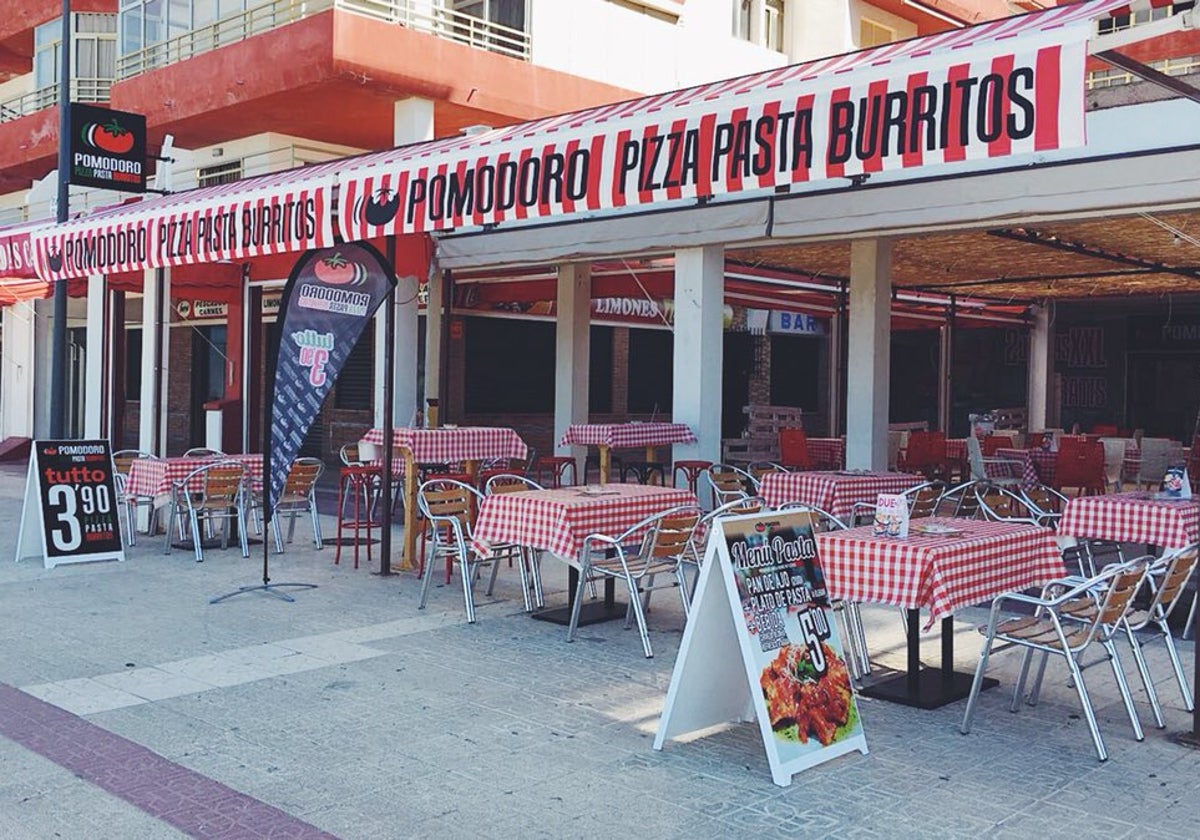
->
[49, 0, 71, 438]
[378, 236, 397, 575]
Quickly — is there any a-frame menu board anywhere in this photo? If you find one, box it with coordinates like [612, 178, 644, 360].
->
[654, 510, 867, 786]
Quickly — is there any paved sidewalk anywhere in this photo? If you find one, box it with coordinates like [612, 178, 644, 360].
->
[0, 461, 1198, 839]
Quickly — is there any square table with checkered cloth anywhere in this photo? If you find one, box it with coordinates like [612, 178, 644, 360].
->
[360, 427, 528, 464]
[807, 438, 845, 470]
[558, 422, 696, 450]
[995, 448, 1050, 486]
[125, 455, 264, 508]
[759, 471, 923, 520]
[1058, 491, 1200, 549]
[472, 484, 698, 565]
[817, 518, 1065, 627]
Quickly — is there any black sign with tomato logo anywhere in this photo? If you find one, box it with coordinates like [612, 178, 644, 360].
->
[69, 103, 147, 193]
[33, 440, 123, 561]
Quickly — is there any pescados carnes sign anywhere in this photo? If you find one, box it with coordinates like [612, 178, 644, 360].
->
[69, 104, 146, 193]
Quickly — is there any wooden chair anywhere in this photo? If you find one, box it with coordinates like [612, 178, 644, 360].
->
[482, 473, 546, 612]
[163, 461, 249, 562]
[183, 447, 225, 458]
[568, 504, 702, 658]
[416, 479, 494, 624]
[251, 458, 324, 553]
[111, 449, 159, 546]
[962, 556, 1152, 761]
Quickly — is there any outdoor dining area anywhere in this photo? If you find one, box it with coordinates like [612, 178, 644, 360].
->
[105, 411, 1200, 765]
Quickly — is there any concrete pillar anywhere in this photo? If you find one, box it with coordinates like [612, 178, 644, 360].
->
[0, 302, 37, 438]
[937, 310, 954, 433]
[375, 97, 434, 428]
[672, 246, 724, 464]
[31, 298, 52, 436]
[138, 268, 169, 456]
[554, 263, 590, 469]
[1027, 303, 1052, 431]
[424, 269, 443, 424]
[845, 239, 891, 470]
[828, 288, 847, 436]
[84, 274, 105, 437]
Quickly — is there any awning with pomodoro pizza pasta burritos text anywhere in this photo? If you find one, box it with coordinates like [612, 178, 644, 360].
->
[32, 159, 339, 282]
[28, 0, 1173, 282]
[0, 219, 46, 280]
[335, 0, 1140, 239]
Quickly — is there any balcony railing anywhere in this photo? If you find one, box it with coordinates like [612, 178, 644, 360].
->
[1087, 54, 1200, 89]
[174, 143, 351, 192]
[0, 78, 112, 125]
[117, 0, 530, 80]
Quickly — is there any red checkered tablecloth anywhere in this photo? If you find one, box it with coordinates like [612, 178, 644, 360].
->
[360, 427, 527, 464]
[558, 422, 696, 450]
[995, 448, 1051, 486]
[817, 518, 1065, 627]
[760, 471, 923, 520]
[125, 455, 264, 507]
[807, 438, 845, 470]
[946, 439, 967, 462]
[1058, 492, 1200, 549]
[472, 484, 698, 564]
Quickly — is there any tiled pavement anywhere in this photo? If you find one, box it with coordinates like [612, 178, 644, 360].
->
[1, 462, 1199, 839]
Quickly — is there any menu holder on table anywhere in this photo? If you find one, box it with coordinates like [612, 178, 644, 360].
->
[1160, 466, 1192, 500]
[872, 493, 909, 539]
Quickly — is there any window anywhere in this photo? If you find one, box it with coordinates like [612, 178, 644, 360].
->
[590, 326, 614, 414]
[626, 328, 672, 414]
[34, 14, 117, 89]
[197, 160, 243, 187]
[859, 18, 895, 48]
[125, 329, 143, 400]
[607, 0, 681, 23]
[765, 0, 784, 52]
[733, 0, 752, 41]
[1098, 1, 1192, 34]
[334, 321, 374, 410]
[451, 0, 528, 30]
[465, 317, 555, 413]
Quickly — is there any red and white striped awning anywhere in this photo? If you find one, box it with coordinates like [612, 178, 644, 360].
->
[336, 0, 1138, 238]
[29, 0, 1172, 281]
[33, 160, 339, 281]
[0, 219, 46, 280]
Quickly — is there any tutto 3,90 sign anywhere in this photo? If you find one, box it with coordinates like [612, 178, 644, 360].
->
[69, 103, 146, 193]
[15, 440, 125, 569]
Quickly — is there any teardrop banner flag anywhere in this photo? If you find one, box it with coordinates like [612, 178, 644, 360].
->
[264, 241, 396, 524]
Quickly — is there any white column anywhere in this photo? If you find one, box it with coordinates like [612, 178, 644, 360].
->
[672, 246, 724, 464]
[84, 274, 105, 437]
[1027, 303, 1052, 431]
[424, 269, 443, 423]
[845, 239, 892, 470]
[375, 97, 434, 428]
[138, 268, 169, 456]
[0, 302, 37, 438]
[554, 263, 590, 469]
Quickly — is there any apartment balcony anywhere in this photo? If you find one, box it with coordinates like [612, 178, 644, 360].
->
[0, 2, 632, 192]
[0, 77, 111, 124]
[116, 0, 531, 81]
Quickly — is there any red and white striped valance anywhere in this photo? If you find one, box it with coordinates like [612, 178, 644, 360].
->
[336, 0, 1136, 238]
[0, 219, 46, 280]
[32, 163, 338, 281]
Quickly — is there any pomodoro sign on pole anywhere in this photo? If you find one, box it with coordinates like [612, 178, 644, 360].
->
[31, 170, 335, 281]
[337, 5, 1104, 239]
[68, 104, 147, 193]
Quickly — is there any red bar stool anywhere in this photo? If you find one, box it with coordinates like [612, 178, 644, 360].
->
[673, 460, 713, 494]
[335, 465, 379, 570]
